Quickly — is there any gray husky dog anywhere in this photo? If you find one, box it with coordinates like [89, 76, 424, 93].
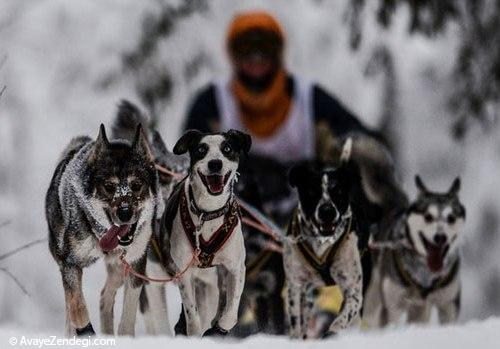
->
[46, 116, 160, 336]
[104, 100, 188, 336]
[363, 176, 465, 327]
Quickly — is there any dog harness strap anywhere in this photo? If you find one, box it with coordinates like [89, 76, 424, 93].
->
[393, 251, 460, 298]
[162, 180, 184, 235]
[290, 214, 352, 285]
[188, 185, 231, 221]
[246, 249, 274, 279]
[150, 236, 164, 266]
[180, 188, 240, 268]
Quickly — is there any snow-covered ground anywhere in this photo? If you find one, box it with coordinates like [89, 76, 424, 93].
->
[1, 318, 499, 348]
[0, 0, 499, 344]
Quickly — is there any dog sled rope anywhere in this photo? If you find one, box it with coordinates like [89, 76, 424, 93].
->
[119, 249, 200, 283]
[154, 164, 186, 180]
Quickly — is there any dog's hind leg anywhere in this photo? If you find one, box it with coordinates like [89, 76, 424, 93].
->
[100, 256, 125, 335]
[210, 262, 246, 334]
[61, 266, 94, 337]
[142, 283, 172, 335]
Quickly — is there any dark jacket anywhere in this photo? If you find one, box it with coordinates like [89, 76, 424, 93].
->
[182, 76, 385, 229]
[183, 76, 380, 142]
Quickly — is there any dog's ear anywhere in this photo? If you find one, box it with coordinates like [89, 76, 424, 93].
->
[448, 177, 461, 196]
[340, 137, 353, 163]
[173, 130, 202, 155]
[96, 123, 110, 147]
[415, 175, 429, 194]
[289, 163, 309, 188]
[226, 129, 252, 156]
[88, 124, 109, 163]
[132, 124, 154, 163]
[151, 130, 169, 156]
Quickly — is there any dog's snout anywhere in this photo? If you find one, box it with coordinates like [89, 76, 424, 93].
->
[116, 203, 133, 223]
[208, 159, 223, 173]
[433, 233, 447, 246]
[317, 203, 337, 223]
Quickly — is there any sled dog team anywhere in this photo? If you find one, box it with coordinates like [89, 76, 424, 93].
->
[46, 101, 465, 339]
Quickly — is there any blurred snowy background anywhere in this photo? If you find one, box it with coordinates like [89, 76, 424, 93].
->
[0, 0, 499, 335]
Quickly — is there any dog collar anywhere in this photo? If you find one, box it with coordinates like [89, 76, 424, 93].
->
[180, 187, 240, 268]
[393, 250, 460, 299]
[188, 185, 232, 221]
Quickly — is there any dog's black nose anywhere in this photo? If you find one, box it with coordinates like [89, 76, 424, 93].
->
[317, 203, 337, 224]
[433, 233, 447, 246]
[116, 204, 133, 223]
[208, 159, 223, 173]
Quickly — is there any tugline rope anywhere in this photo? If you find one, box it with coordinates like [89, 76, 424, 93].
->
[118, 164, 287, 282]
[119, 249, 200, 283]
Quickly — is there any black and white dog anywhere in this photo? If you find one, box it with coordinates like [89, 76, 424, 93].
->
[145, 129, 252, 337]
[363, 176, 465, 327]
[283, 140, 363, 339]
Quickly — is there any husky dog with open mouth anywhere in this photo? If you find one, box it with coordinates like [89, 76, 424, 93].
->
[46, 119, 159, 337]
[97, 100, 189, 336]
[363, 176, 465, 327]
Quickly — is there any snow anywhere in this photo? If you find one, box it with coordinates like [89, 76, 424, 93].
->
[1, 318, 499, 348]
[1, 0, 500, 341]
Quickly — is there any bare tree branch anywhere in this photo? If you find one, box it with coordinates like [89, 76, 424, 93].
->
[0, 85, 6, 99]
[0, 267, 29, 296]
[0, 238, 46, 261]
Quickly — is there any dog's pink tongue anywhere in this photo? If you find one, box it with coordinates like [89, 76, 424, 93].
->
[427, 245, 445, 272]
[99, 225, 130, 252]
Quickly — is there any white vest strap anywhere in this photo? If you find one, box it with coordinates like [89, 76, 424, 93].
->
[215, 77, 315, 163]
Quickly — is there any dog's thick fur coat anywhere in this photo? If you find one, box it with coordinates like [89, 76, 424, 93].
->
[363, 176, 465, 327]
[47, 118, 159, 336]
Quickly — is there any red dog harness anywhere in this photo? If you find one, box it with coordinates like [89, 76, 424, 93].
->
[179, 187, 240, 268]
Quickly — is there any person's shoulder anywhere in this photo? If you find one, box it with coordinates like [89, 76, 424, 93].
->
[311, 83, 340, 104]
[193, 83, 217, 102]
[311, 82, 353, 117]
[185, 82, 220, 132]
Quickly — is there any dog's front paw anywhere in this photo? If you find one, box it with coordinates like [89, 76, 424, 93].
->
[75, 323, 95, 336]
[202, 324, 228, 337]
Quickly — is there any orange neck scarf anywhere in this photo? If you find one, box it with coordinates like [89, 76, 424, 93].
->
[232, 69, 292, 139]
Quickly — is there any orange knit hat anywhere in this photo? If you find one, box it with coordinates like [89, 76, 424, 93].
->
[226, 11, 285, 51]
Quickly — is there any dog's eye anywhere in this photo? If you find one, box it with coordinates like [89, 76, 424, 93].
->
[222, 144, 232, 154]
[130, 181, 143, 193]
[447, 214, 456, 225]
[196, 144, 207, 156]
[424, 213, 434, 223]
[103, 183, 116, 195]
